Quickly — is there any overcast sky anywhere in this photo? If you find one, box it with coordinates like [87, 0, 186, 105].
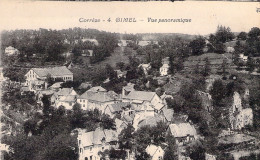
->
[0, 1, 259, 35]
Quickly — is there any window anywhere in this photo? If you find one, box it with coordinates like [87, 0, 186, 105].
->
[90, 147, 92, 151]
[79, 140, 81, 145]
[80, 148, 83, 153]
[83, 104, 85, 107]
[102, 147, 104, 151]
[90, 156, 93, 160]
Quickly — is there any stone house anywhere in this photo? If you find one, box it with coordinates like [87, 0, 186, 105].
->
[146, 144, 164, 160]
[77, 128, 118, 160]
[167, 123, 197, 145]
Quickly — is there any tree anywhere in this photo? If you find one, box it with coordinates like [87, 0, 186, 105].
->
[203, 58, 211, 76]
[215, 26, 235, 43]
[189, 36, 206, 55]
[164, 134, 178, 160]
[116, 62, 125, 71]
[237, 32, 247, 40]
[210, 79, 226, 106]
[100, 114, 116, 130]
[119, 124, 135, 151]
[248, 27, 260, 39]
[168, 56, 175, 75]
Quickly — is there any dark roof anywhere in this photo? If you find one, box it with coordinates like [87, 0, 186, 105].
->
[107, 102, 130, 113]
[123, 91, 156, 102]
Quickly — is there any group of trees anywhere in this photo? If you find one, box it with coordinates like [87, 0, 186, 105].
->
[1, 28, 119, 67]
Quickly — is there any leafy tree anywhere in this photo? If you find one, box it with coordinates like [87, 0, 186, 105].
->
[168, 56, 175, 74]
[248, 27, 260, 39]
[237, 32, 247, 40]
[116, 62, 125, 71]
[203, 58, 211, 76]
[164, 134, 178, 160]
[189, 36, 206, 55]
[118, 124, 135, 151]
[210, 79, 226, 106]
[215, 26, 235, 43]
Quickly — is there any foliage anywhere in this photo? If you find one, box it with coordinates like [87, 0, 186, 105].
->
[118, 124, 135, 151]
[210, 79, 226, 106]
[189, 36, 206, 55]
[237, 32, 247, 40]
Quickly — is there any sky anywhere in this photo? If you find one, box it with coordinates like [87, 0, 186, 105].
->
[0, 1, 259, 35]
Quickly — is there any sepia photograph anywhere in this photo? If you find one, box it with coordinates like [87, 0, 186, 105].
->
[0, 1, 260, 160]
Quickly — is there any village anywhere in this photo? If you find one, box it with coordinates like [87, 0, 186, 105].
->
[1, 26, 260, 160]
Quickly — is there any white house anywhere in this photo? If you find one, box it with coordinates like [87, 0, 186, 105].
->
[115, 118, 128, 134]
[167, 123, 197, 145]
[56, 95, 78, 110]
[77, 87, 118, 112]
[160, 57, 170, 76]
[146, 144, 164, 160]
[239, 54, 248, 62]
[25, 66, 73, 86]
[5, 46, 19, 55]
[122, 90, 164, 113]
[51, 88, 77, 109]
[104, 102, 130, 118]
[77, 128, 118, 160]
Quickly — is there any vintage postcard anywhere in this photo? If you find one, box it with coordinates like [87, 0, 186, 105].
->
[0, 1, 260, 160]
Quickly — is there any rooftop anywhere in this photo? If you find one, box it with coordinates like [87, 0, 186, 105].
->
[168, 123, 197, 138]
[31, 66, 73, 77]
[123, 90, 156, 102]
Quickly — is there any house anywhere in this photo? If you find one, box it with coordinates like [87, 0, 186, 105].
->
[239, 54, 248, 62]
[122, 90, 164, 113]
[136, 115, 163, 130]
[51, 88, 77, 108]
[229, 92, 253, 130]
[77, 88, 118, 112]
[5, 46, 19, 55]
[114, 70, 127, 78]
[25, 66, 73, 86]
[49, 82, 63, 91]
[77, 128, 118, 160]
[104, 102, 130, 118]
[36, 89, 54, 105]
[27, 80, 48, 93]
[145, 144, 164, 160]
[115, 118, 128, 134]
[167, 123, 197, 145]
[196, 90, 213, 112]
[78, 82, 92, 90]
[161, 107, 174, 123]
[138, 63, 151, 75]
[82, 49, 94, 57]
[205, 153, 217, 160]
[122, 83, 135, 96]
[56, 95, 78, 110]
[160, 57, 170, 76]
[87, 86, 107, 92]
